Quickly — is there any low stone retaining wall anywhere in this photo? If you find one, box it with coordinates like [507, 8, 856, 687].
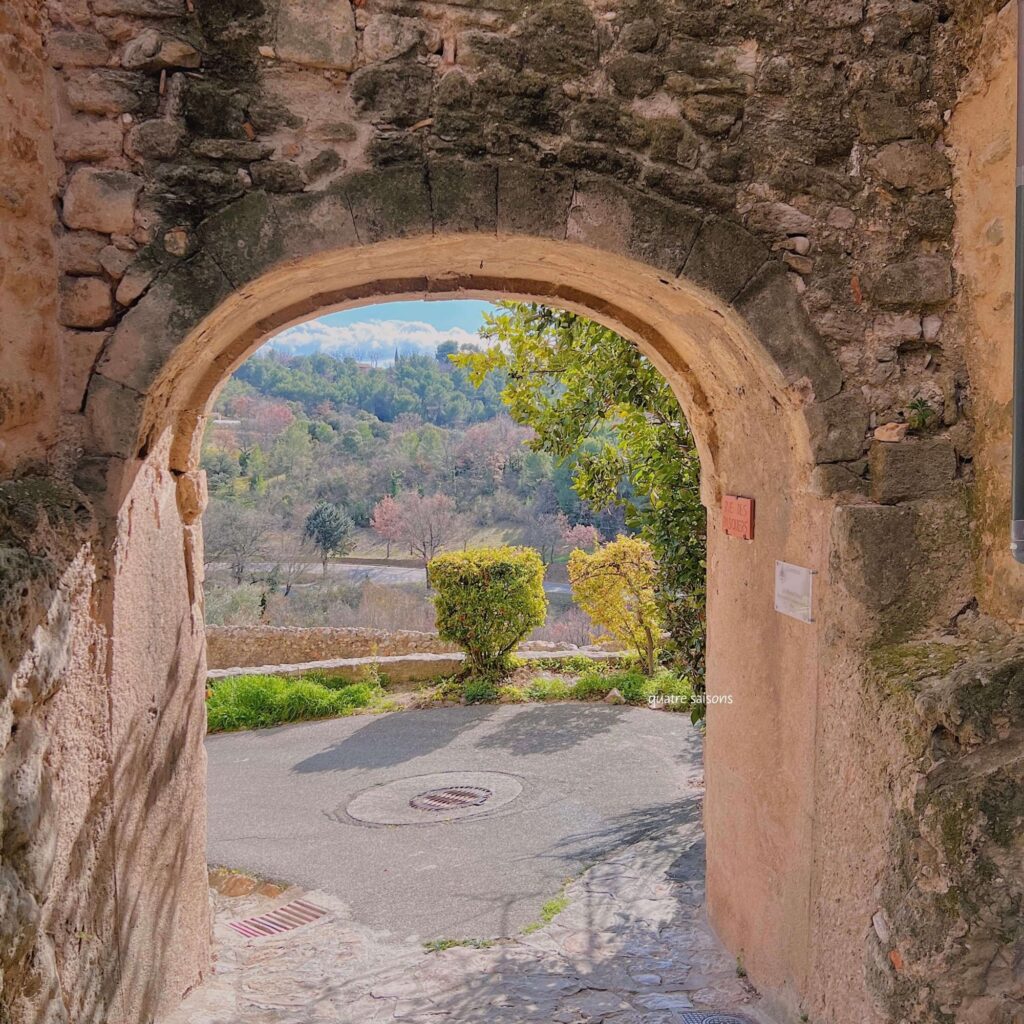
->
[206, 625, 619, 671]
[206, 648, 623, 686]
[205, 626, 455, 669]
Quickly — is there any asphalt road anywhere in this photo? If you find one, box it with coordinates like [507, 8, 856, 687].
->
[206, 704, 701, 941]
[210, 561, 572, 594]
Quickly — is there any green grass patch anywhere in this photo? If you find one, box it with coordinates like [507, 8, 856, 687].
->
[522, 888, 571, 934]
[422, 937, 495, 953]
[463, 678, 500, 704]
[206, 674, 383, 732]
[525, 676, 572, 702]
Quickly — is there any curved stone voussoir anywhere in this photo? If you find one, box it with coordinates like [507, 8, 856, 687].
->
[197, 189, 359, 289]
[567, 175, 702, 277]
[83, 374, 147, 460]
[497, 163, 575, 239]
[427, 158, 499, 235]
[681, 215, 769, 303]
[95, 251, 234, 395]
[735, 261, 843, 402]
[342, 164, 432, 243]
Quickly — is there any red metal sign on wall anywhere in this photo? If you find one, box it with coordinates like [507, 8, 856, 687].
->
[723, 495, 755, 540]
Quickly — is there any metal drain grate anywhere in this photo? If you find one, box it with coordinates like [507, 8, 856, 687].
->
[227, 899, 327, 938]
[409, 786, 492, 811]
[678, 1014, 757, 1024]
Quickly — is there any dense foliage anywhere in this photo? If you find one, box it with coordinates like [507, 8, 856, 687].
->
[304, 501, 355, 573]
[206, 674, 382, 732]
[235, 349, 506, 425]
[568, 537, 663, 675]
[455, 304, 706, 680]
[428, 547, 548, 674]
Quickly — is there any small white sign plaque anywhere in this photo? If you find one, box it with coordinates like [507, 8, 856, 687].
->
[774, 561, 814, 623]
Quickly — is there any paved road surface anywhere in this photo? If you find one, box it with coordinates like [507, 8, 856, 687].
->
[206, 704, 701, 941]
[211, 560, 572, 594]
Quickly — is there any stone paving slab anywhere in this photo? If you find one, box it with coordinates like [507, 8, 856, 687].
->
[161, 823, 773, 1024]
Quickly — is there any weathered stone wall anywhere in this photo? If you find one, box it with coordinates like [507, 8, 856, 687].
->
[0, 0, 61, 473]
[869, 625, 1024, 1024]
[0, 480, 110, 1020]
[1, 0, 1021, 1022]
[205, 625, 457, 668]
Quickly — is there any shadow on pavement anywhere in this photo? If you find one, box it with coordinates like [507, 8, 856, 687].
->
[547, 797, 704, 868]
[290, 705, 497, 774]
[472, 703, 628, 756]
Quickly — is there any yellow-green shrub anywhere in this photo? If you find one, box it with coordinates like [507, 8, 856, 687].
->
[428, 546, 547, 674]
[568, 535, 663, 674]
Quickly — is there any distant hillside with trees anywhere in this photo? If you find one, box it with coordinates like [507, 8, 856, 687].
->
[201, 337, 625, 640]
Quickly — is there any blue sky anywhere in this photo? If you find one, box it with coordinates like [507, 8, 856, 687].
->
[266, 300, 499, 362]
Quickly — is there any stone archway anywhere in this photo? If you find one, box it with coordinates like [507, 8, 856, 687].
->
[74, 165, 872, 1023]
[6, 1, 1019, 1021]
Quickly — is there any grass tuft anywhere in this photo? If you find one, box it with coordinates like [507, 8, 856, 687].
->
[206, 674, 381, 732]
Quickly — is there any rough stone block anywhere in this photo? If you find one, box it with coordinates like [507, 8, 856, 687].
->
[809, 462, 867, 498]
[59, 276, 114, 328]
[735, 262, 843, 400]
[61, 330, 109, 413]
[868, 141, 952, 193]
[55, 118, 122, 162]
[868, 437, 956, 504]
[97, 252, 233, 394]
[126, 118, 187, 161]
[83, 374, 147, 457]
[497, 164, 573, 239]
[47, 31, 111, 67]
[272, 189, 361, 265]
[855, 91, 916, 144]
[567, 176, 701, 276]
[871, 256, 953, 309]
[65, 69, 148, 115]
[60, 231, 108, 275]
[115, 263, 156, 306]
[831, 503, 919, 611]
[746, 201, 814, 238]
[276, 0, 357, 70]
[191, 139, 274, 161]
[682, 216, 767, 301]
[175, 470, 208, 524]
[250, 160, 306, 193]
[91, 0, 185, 15]
[805, 390, 868, 463]
[62, 167, 142, 234]
[122, 30, 201, 71]
[428, 159, 498, 234]
[361, 13, 421, 63]
[350, 62, 433, 129]
[343, 165, 431, 243]
[99, 245, 132, 279]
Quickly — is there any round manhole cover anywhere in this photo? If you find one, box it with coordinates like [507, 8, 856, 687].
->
[342, 771, 523, 826]
[410, 786, 492, 812]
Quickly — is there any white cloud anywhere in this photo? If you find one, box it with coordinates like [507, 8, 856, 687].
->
[265, 319, 480, 362]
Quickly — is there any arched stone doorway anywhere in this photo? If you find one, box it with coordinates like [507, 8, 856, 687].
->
[78, 168, 871, 1022]
[6, 0, 1019, 1020]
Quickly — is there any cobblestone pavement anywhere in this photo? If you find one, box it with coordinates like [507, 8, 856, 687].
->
[163, 818, 770, 1024]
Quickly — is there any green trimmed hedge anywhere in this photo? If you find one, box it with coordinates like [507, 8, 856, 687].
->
[428, 546, 547, 674]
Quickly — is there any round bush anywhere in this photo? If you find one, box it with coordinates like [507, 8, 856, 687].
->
[428, 546, 547, 674]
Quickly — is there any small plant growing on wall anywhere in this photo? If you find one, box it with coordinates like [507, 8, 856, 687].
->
[906, 397, 937, 433]
[428, 546, 547, 675]
[568, 536, 663, 675]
